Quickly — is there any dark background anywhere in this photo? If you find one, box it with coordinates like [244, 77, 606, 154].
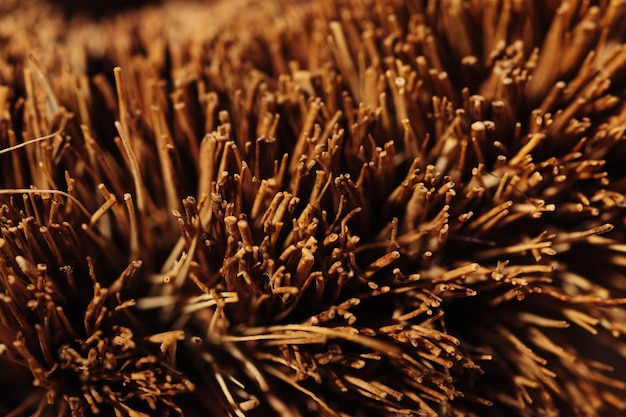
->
[47, 0, 163, 17]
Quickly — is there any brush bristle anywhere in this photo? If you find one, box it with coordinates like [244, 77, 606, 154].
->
[1, 0, 626, 416]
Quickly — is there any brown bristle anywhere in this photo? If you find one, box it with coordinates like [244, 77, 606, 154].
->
[1, 0, 626, 416]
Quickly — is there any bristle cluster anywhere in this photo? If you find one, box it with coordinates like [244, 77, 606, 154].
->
[1, 0, 626, 416]
[0, 198, 192, 417]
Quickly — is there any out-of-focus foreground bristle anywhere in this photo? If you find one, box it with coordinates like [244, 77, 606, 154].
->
[1, 0, 626, 416]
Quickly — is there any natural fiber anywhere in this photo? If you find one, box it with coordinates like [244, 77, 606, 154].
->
[1, 0, 626, 416]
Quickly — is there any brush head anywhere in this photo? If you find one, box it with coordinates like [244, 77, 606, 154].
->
[1, 0, 626, 416]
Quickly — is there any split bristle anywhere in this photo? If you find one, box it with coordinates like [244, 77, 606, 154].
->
[1, 0, 626, 416]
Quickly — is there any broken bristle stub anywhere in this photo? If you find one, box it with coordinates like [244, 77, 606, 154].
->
[1, 0, 626, 416]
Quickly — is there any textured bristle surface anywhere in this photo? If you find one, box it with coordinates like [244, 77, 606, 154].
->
[1, 0, 626, 416]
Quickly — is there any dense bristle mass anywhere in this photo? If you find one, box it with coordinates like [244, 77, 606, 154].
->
[1, 0, 626, 416]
